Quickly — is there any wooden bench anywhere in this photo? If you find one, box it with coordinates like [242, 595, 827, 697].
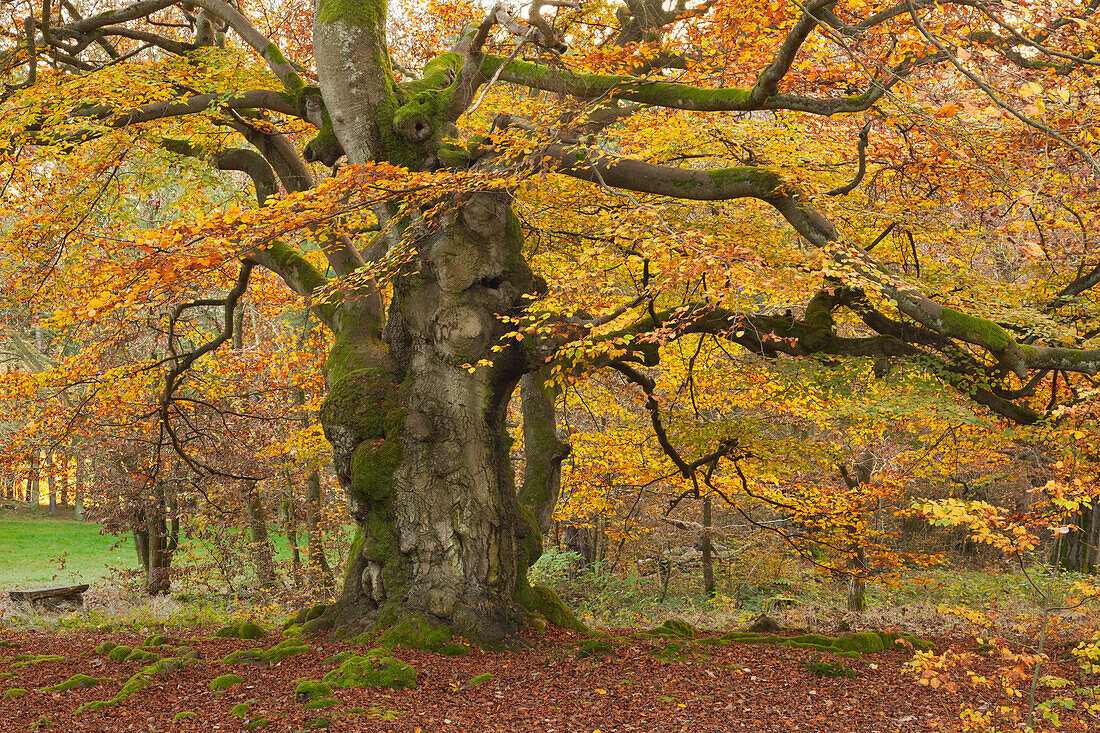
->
[9, 584, 90, 611]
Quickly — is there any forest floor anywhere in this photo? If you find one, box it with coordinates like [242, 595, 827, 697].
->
[2, 623, 1097, 732]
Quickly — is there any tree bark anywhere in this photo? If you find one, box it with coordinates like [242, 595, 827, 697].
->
[282, 470, 302, 588]
[47, 457, 57, 515]
[321, 191, 558, 643]
[243, 480, 278, 588]
[28, 453, 40, 507]
[702, 494, 716, 598]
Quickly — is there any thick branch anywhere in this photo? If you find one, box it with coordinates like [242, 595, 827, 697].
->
[475, 55, 894, 116]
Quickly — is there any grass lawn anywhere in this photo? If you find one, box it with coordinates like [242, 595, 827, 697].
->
[0, 511, 132, 589]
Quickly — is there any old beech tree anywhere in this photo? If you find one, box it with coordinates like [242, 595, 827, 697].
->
[3, 0, 1100, 641]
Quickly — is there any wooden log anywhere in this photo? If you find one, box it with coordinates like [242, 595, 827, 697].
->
[9, 584, 89, 611]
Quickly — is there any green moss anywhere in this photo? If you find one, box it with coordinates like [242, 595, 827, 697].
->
[215, 620, 267, 640]
[514, 583, 585, 632]
[93, 641, 117, 655]
[832, 632, 885, 654]
[317, 0, 385, 27]
[638, 619, 696, 640]
[306, 697, 341, 709]
[477, 55, 755, 110]
[173, 712, 197, 721]
[264, 42, 304, 93]
[322, 649, 417, 690]
[141, 634, 171, 648]
[264, 241, 328, 297]
[296, 680, 334, 702]
[305, 603, 328, 622]
[468, 673, 495, 685]
[209, 673, 246, 692]
[3, 688, 27, 699]
[75, 656, 194, 714]
[803, 659, 858, 678]
[231, 701, 252, 718]
[11, 654, 65, 668]
[381, 614, 452, 652]
[439, 642, 472, 657]
[107, 645, 132, 661]
[350, 437, 402, 504]
[706, 166, 780, 191]
[939, 307, 1013, 351]
[265, 638, 311, 663]
[576, 638, 615, 658]
[40, 674, 104, 691]
[124, 648, 160, 663]
[223, 638, 309, 665]
[301, 615, 333, 636]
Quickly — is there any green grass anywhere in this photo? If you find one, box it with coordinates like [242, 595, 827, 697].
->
[0, 513, 131, 589]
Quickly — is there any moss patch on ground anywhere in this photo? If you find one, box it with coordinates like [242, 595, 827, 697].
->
[39, 674, 105, 691]
[380, 614, 468, 655]
[74, 656, 194, 714]
[209, 673, 246, 693]
[322, 648, 416, 690]
[214, 620, 267, 640]
[223, 638, 310, 665]
[10, 654, 65, 668]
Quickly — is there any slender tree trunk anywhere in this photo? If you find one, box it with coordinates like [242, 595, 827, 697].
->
[295, 384, 333, 590]
[74, 458, 85, 519]
[701, 494, 716, 598]
[59, 455, 69, 507]
[282, 470, 302, 588]
[28, 453, 39, 507]
[144, 480, 173, 594]
[47, 458, 57, 515]
[243, 480, 278, 588]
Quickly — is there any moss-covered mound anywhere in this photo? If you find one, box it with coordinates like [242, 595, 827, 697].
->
[141, 634, 173, 649]
[107, 645, 132, 661]
[124, 648, 160, 663]
[575, 636, 616, 658]
[214, 620, 267, 640]
[322, 648, 416, 690]
[40, 674, 105, 691]
[515, 583, 585, 632]
[295, 680, 333, 703]
[718, 629, 929, 657]
[638, 619, 696, 640]
[2, 688, 28, 699]
[75, 656, 195, 714]
[10, 654, 65, 668]
[223, 638, 310, 666]
[380, 615, 469, 656]
[209, 673, 246, 693]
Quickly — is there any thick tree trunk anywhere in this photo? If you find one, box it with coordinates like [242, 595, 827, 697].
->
[310, 1, 580, 642]
[319, 194, 575, 643]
